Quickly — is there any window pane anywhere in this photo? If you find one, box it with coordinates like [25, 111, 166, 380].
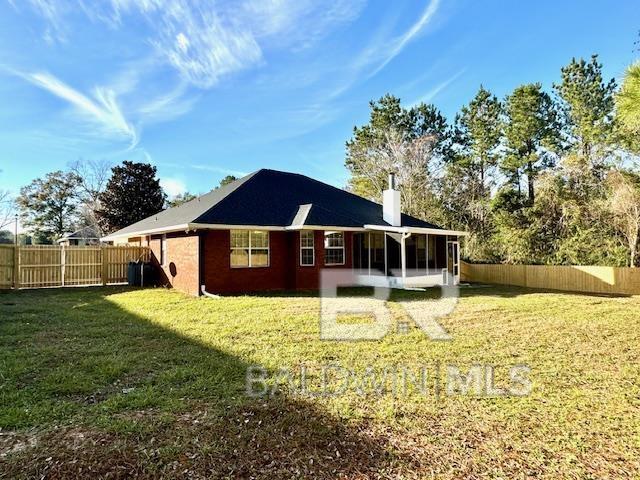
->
[251, 231, 269, 248]
[301, 248, 314, 266]
[231, 230, 249, 248]
[300, 231, 314, 248]
[324, 231, 344, 248]
[325, 248, 344, 265]
[251, 249, 269, 267]
[231, 248, 249, 267]
[416, 235, 426, 248]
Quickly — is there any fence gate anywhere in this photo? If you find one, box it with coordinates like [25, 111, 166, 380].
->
[0, 245, 151, 290]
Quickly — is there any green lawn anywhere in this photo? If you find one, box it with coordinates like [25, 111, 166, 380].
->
[0, 285, 639, 478]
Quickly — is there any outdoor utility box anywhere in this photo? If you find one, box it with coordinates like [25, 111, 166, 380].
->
[127, 262, 155, 286]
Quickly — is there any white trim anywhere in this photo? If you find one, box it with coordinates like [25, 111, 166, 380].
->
[102, 222, 463, 242]
[102, 223, 287, 241]
[101, 223, 192, 241]
[299, 230, 315, 267]
[286, 225, 368, 232]
[191, 223, 286, 231]
[363, 224, 468, 236]
[289, 204, 312, 230]
[446, 239, 460, 285]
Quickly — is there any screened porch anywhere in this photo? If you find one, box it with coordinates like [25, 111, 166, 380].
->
[352, 228, 463, 287]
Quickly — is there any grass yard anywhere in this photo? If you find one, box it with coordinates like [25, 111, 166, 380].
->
[0, 285, 639, 478]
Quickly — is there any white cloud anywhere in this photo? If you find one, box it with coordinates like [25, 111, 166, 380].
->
[327, 0, 441, 99]
[410, 69, 466, 106]
[136, 82, 197, 124]
[20, 0, 366, 89]
[160, 177, 187, 197]
[242, 0, 366, 49]
[368, 0, 440, 77]
[19, 71, 138, 147]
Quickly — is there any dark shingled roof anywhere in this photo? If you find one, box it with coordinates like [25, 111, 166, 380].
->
[105, 169, 442, 237]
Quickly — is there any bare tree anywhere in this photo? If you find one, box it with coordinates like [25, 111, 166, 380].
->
[0, 190, 15, 230]
[607, 170, 640, 267]
[69, 159, 112, 235]
[347, 129, 436, 218]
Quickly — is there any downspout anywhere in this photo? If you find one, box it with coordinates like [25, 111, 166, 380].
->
[198, 231, 220, 299]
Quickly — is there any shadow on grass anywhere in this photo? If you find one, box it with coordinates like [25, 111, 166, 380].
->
[0, 287, 401, 479]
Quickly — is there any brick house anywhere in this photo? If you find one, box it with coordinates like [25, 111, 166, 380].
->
[102, 169, 466, 296]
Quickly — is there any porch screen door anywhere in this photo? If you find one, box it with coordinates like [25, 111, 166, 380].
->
[446, 241, 460, 285]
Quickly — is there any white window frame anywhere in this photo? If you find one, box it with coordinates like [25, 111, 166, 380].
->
[324, 231, 345, 266]
[160, 234, 167, 266]
[299, 231, 315, 266]
[230, 230, 270, 268]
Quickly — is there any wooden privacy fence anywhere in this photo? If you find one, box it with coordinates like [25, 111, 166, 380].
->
[460, 261, 640, 295]
[0, 245, 151, 289]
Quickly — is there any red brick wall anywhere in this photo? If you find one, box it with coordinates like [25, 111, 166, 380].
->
[149, 232, 200, 296]
[293, 230, 353, 290]
[202, 229, 354, 294]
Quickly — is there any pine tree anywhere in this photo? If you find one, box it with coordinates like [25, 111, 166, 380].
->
[554, 55, 617, 163]
[503, 83, 561, 204]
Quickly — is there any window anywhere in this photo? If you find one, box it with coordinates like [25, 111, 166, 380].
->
[230, 230, 270, 268]
[324, 231, 345, 265]
[300, 231, 315, 266]
[160, 234, 167, 266]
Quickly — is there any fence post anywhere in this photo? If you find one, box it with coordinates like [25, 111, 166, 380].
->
[60, 245, 66, 287]
[101, 246, 108, 286]
[12, 245, 19, 290]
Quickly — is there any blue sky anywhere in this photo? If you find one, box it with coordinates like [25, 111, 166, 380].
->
[0, 0, 638, 199]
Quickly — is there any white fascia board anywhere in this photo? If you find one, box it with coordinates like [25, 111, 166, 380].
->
[189, 223, 287, 231]
[102, 223, 289, 241]
[286, 225, 369, 232]
[101, 223, 192, 241]
[103, 222, 372, 241]
[363, 224, 468, 236]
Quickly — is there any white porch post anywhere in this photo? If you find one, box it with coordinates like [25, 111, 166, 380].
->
[383, 233, 388, 277]
[400, 232, 411, 281]
[401, 234, 406, 280]
[425, 234, 429, 275]
[368, 232, 371, 277]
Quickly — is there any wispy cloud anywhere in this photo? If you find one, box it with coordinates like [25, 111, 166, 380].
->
[410, 69, 466, 106]
[326, 0, 441, 100]
[136, 82, 198, 124]
[19, 0, 367, 89]
[10, 0, 67, 43]
[367, 0, 440, 78]
[18, 71, 138, 147]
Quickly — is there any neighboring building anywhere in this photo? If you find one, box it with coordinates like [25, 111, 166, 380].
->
[102, 169, 466, 296]
[57, 226, 102, 246]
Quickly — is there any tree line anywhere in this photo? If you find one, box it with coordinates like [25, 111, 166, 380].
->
[345, 55, 640, 267]
[3, 159, 237, 244]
